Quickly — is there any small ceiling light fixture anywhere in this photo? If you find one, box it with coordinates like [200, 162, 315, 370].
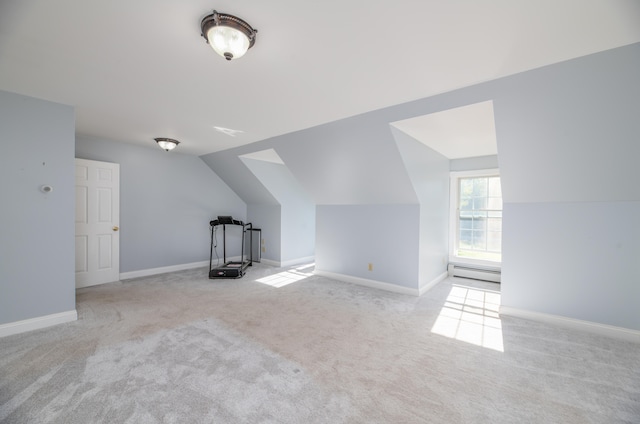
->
[200, 10, 257, 61]
[155, 138, 180, 152]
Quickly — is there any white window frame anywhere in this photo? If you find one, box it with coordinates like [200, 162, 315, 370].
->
[449, 168, 502, 268]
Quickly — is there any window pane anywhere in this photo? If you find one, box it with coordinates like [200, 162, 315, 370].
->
[487, 197, 502, 210]
[460, 179, 474, 197]
[472, 230, 486, 250]
[472, 214, 486, 231]
[456, 175, 503, 261]
[488, 177, 502, 197]
[487, 217, 501, 232]
[459, 214, 473, 230]
[487, 231, 502, 252]
[459, 230, 473, 249]
[473, 178, 488, 197]
[473, 197, 487, 210]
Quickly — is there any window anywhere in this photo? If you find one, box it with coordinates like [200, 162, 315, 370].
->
[450, 170, 502, 264]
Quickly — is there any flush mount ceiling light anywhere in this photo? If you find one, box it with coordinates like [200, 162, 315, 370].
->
[155, 138, 180, 152]
[200, 10, 257, 61]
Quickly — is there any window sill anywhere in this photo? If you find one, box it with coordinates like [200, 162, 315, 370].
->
[449, 256, 501, 271]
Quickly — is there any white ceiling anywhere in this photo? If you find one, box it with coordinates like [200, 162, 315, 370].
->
[391, 101, 497, 159]
[1, 0, 639, 156]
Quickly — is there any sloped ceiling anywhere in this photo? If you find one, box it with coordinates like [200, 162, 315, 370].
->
[1, 1, 639, 156]
[390, 101, 497, 159]
[240, 149, 285, 165]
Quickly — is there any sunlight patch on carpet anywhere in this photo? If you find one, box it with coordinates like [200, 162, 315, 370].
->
[256, 263, 315, 288]
[431, 284, 503, 352]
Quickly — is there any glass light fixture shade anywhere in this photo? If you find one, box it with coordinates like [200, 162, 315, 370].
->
[201, 11, 257, 61]
[155, 138, 180, 151]
[207, 26, 250, 60]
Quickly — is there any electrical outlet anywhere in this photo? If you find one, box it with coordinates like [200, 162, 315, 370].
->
[368, 263, 373, 271]
[261, 238, 265, 245]
[261, 247, 266, 253]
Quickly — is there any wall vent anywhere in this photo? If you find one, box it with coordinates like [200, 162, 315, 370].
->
[447, 263, 501, 283]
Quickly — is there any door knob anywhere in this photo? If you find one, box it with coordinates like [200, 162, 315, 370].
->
[113, 226, 119, 231]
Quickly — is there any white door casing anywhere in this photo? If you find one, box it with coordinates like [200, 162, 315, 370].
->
[75, 158, 120, 288]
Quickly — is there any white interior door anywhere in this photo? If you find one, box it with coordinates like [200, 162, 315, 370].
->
[75, 158, 120, 288]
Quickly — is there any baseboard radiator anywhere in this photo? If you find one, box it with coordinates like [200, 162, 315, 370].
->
[447, 263, 501, 283]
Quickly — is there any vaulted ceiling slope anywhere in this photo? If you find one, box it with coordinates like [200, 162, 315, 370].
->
[203, 42, 640, 206]
[1, 1, 639, 156]
[201, 109, 421, 206]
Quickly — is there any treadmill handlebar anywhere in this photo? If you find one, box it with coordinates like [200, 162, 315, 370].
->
[210, 219, 250, 227]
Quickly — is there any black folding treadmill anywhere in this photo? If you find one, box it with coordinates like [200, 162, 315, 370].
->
[209, 216, 253, 279]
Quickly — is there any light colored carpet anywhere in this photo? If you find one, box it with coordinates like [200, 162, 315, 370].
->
[1, 263, 638, 423]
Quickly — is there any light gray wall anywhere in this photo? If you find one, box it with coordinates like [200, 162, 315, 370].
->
[201, 42, 639, 330]
[502, 201, 640, 330]
[76, 136, 246, 272]
[247, 204, 281, 263]
[273, 119, 419, 205]
[495, 49, 640, 204]
[316, 204, 420, 288]
[0, 90, 75, 324]
[200, 98, 431, 289]
[495, 42, 640, 330]
[392, 127, 450, 286]
[240, 158, 315, 263]
[201, 115, 419, 207]
[201, 151, 279, 206]
[280, 200, 315, 262]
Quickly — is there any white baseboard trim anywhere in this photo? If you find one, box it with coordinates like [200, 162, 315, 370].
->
[258, 256, 315, 268]
[0, 310, 78, 338]
[120, 260, 209, 280]
[500, 306, 640, 343]
[314, 270, 419, 296]
[260, 259, 279, 267]
[281, 256, 315, 268]
[419, 271, 448, 296]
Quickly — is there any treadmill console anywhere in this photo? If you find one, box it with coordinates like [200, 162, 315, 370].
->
[217, 216, 234, 225]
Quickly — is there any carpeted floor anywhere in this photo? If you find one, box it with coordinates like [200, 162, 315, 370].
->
[1, 263, 638, 423]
